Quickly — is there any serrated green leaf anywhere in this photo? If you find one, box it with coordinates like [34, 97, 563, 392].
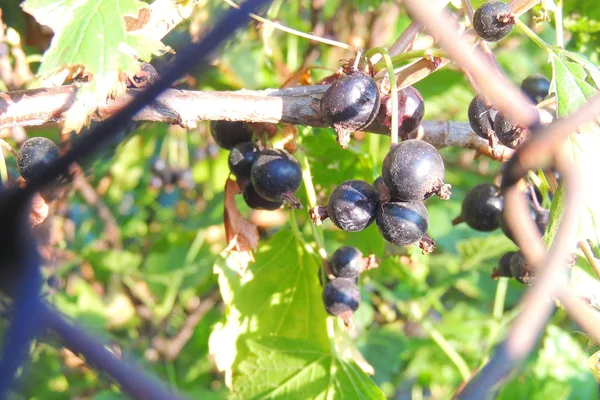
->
[235, 337, 385, 400]
[21, 0, 164, 102]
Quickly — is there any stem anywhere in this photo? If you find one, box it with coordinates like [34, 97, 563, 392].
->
[421, 318, 472, 381]
[493, 278, 508, 321]
[555, 0, 564, 48]
[580, 241, 600, 281]
[514, 19, 550, 52]
[381, 50, 399, 145]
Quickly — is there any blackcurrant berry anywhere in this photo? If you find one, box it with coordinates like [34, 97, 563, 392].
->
[243, 184, 283, 210]
[330, 246, 377, 279]
[493, 112, 530, 149]
[228, 142, 259, 181]
[209, 121, 253, 150]
[382, 139, 450, 201]
[468, 96, 497, 148]
[17, 137, 61, 182]
[310, 180, 379, 232]
[320, 70, 381, 148]
[509, 251, 535, 285]
[376, 201, 432, 251]
[492, 251, 515, 279]
[473, 1, 514, 42]
[498, 202, 548, 242]
[520, 74, 550, 104]
[322, 277, 360, 322]
[250, 149, 302, 208]
[460, 183, 504, 232]
[376, 86, 425, 137]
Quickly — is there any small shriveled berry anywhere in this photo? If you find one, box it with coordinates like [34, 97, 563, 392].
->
[320, 70, 381, 148]
[322, 277, 360, 324]
[310, 180, 379, 232]
[382, 139, 450, 201]
[17, 137, 61, 182]
[460, 183, 504, 232]
[376, 86, 424, 137]
[509, 251, 535, 285]
[228, 142, 259, 181]
[521, 74, 550, 104]
[376, 201, 432, 252]
[250, 149, 302, 208]
[473, 1, 514, 42]
[209, 121, 253, 150]
[243, 184, 283, 210]
[468, 96, 497, 149]
[493, 113, 530, 149]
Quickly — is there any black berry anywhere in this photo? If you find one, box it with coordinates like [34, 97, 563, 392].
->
[473, 1, 514, 42]
[243, 184, 283, 210]
[330, 246, 376, 279]
[209, 121, 253, 150]
[376, 201, 432, 252]
[468, 96, 497, 149]
[228, 142, 259, 181]
[460, 183, 504, 232]
[492, 251, 515, 279]
[509, 251, 535, 285]
[376, 86, 424, 137]
[250, 149, 302, 208]
[320, 70, 381, 148]
[322, 277, 360, 322]
[382, 139, 450, 201]
[493, 112, 530, 149]
[498, 196, 549, 242]
[310, 180, 379, 232]
[520, 74, 550, 104]
[17, 137, 61, 182]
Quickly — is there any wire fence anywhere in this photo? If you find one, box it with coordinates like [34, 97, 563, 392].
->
[0, 1, 599, 399]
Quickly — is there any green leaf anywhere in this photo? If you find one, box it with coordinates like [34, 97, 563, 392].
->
[21, 0, 164, 103]
[235, 337, 385, 400]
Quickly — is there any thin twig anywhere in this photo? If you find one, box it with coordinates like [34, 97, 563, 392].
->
[580, 241, 600, 281]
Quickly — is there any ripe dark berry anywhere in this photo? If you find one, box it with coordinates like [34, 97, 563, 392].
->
[243, 184, 283, 210]
[376, 201, 434, 253]
[460, 183, 503, 232]
[509, 251, 535, 285]
[493, 113, 530, 149]
[492, 251, 515, 279]
[382, 139, 450, 201]
[310, 180, 379, 232]
[250, 149, 302, 208]
[320, 70, 381, 148]
[472, 1, 514, 42]
[17, 137, 61, 182]
[520, 74, 550, 104]
[209, 121, 253, 150]
[376, 86, 424, 137]
[330, 246, 377, 279]
[228, 142, 259, 181]
[468, 96, 497, 149]
[322, 277, 360, 324]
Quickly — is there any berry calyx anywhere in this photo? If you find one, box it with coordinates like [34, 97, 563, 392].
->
[330, 246, 378, 279]
[520, 74, 550, 104]
[468, 95, 498, 151]
[376, 86, 425, 138]
[382, 139, 450, 201]
[473, 1, 514, 42]
[250, 149, 303, 209]
[310, 180, 379, 232]
[228, 142, 259, 181]
[243, 183, 283, 210]
[320, 70, 381, 148]
[457, 183, 504, 232]
[322, 277, 360, 327]
[376, 200, 434, 253]
[492, 251, 515, 279]
[509, 251, 535, 285]
[493, 112, 530, 149]
[17, 137, 61, 182]
[209, 121, 253, 150]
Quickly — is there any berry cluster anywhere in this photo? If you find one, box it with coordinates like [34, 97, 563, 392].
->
[455, 182, 551, 284]
[468, 74, 549, 151]
[211, 120, 303, 209]
[311, 139, 450, 254]
[150, 158, 195, 190]
[322, 246, 377, 326]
